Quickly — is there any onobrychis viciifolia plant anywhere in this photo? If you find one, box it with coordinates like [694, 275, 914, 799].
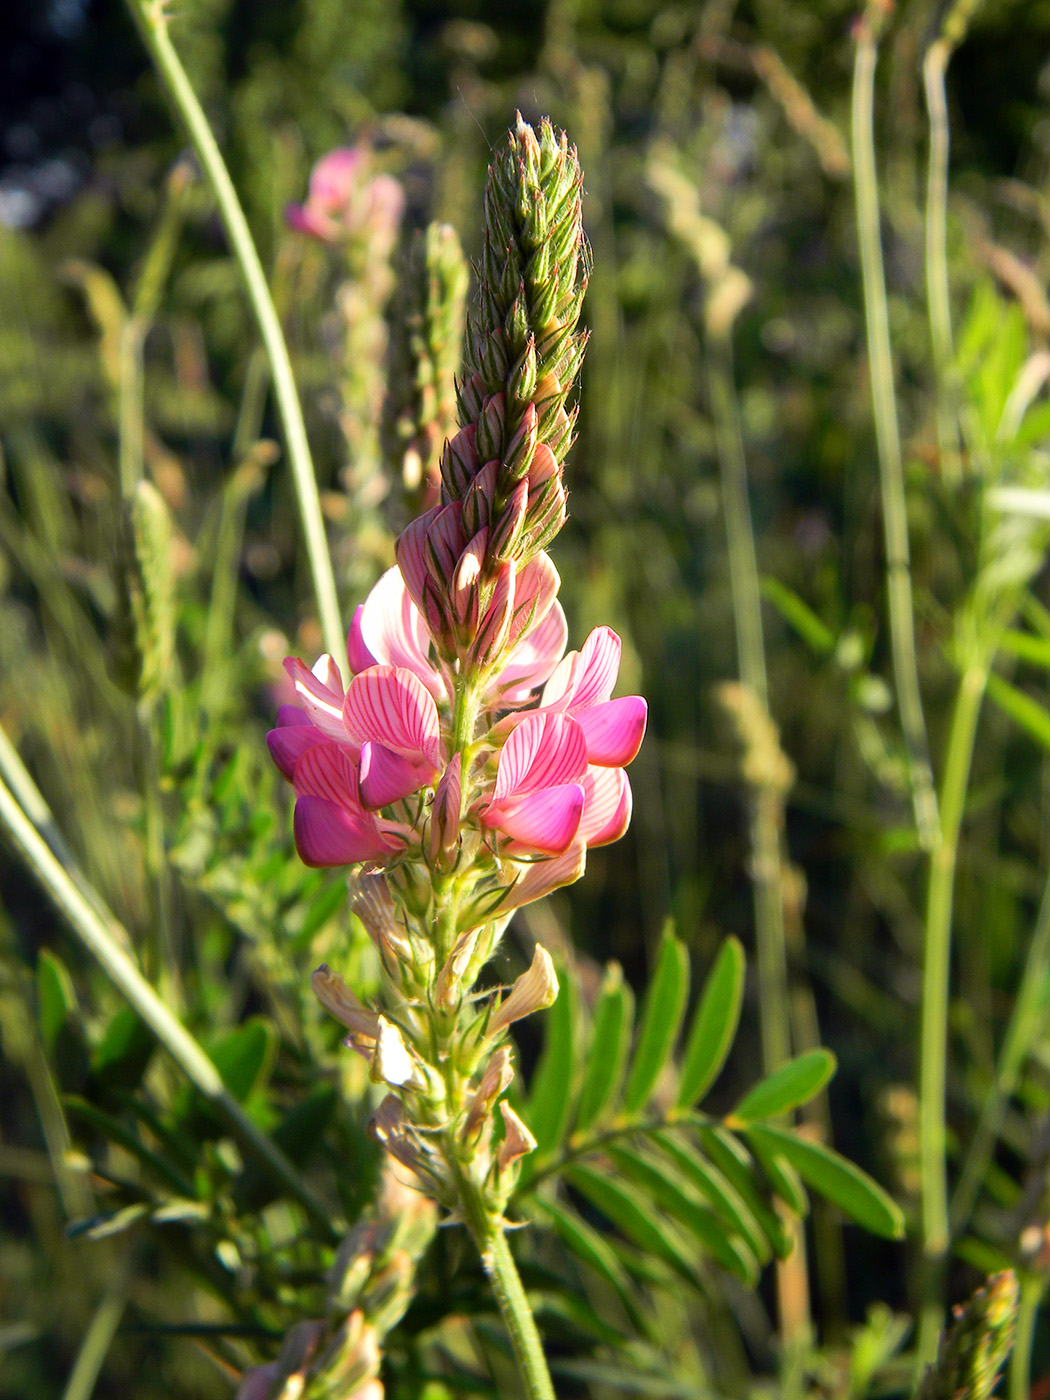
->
[269, 115, 646, 1399]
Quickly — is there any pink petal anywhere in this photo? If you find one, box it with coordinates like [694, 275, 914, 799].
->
[267, 721, 327, 780]
[359, 740, 433, 809]
[293, 797, 397, 868]
[310, 148, 363, 202]
[579, 767, 633, 847]
[482, 783, 585, 854]
[542, 626, 621, 710]
[356, 567, 443, 699]
[284, 655, 348, 742]
[492, 601, 568, 704]
[470, 562, 514, 668]
[293, 743, 364, 809]
[575, 696, 648, 766]
[424, 502, 467, 590]
[492, 711, 588, 801]
[343, 665, 441, 765]
[504, 552, 560, 653]
[347, 605, 378, 675]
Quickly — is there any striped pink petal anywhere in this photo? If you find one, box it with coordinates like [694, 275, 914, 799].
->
[356, 567, 444, 700]
[268, 711, 327, 779]
[492, 601, 568, 704]
[293, 797, 398, 868]
[574, 695, 648, 767]
[343, 665, 441, 766]
[424, 502, 467, 590]
[542, 626, 621, 710]
[483, 783, 585, 854]
[359, 740, 433, 809]
[347, 605, 378, 675]
[284, 654, 349, 742]
[395, 506, 440, 616]
[292, 743, 364, 810]
[491, 711, 588, 801]
[504, 552, 560, 654]
[579, 766, 633, 848]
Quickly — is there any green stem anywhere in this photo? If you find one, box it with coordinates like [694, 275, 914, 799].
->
[125, 0, 344, 666]
[1010, 1275, 1042, 1400]
[852, 28, 941, 852]
[922, 40, 962, 486]
[0, 767, 338, 1241]
[916, 660, 987, 1370]
[459, 1174, 555, 1400]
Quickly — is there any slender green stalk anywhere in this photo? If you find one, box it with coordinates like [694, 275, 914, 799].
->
[125, 0, 344, 666]
[923, 40, 961, 485]
[1009, 1276, 1042, 1400]
[60, 1280, 127, 1400]
[481, 1228, 556, 1400]
[950, 853, 1050, 1234]
[0, 769, 338, 1241]
[917, 660, 987, 1369]
[852, 25, 941, 851]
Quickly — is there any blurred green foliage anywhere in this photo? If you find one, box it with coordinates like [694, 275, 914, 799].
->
[7, 0, 1050, 1396]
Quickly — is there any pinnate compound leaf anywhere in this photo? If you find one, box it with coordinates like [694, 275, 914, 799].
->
[533, 1195, 640, 1323]
[697, 1125, 793, 1258]
[607, 1143, 758, 1283]
[525, 968, 577, 1156]
[729, 1048, 835, 1125]
[651, 1129, 770, 1265]
[747, 1124, 904, 1239]
[575, 962, 634, 1130]
[623, 925, 689, 1113]
[568, 1162, 700, 1286]
[747, 1129, 808, 1216]
[676, 937, 744, 1109]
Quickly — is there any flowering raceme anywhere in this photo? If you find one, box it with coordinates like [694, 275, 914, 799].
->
[269, 120, 645, 1360]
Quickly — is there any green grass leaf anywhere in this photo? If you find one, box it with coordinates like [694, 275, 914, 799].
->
[728, 1048, 836, 1125]
[623, 926, 689, 1114]
[987, 671, 1050, 753]
[37, 949, 76, 1054]
[746, 1124, 904, 1239]
[675, 937, 744, 1109]
[575, 962, 633, 1131]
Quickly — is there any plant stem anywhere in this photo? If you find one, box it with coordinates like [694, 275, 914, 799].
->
[922, 39, 961, 486]
[852, 26, 941, 851]
[916, 660, 987, 1370]
[0, 767, 338, 1241]
[1010, 1275, 1042, 1400]
[450, 1158, 554, 1399]
[125, 0, 344, 666]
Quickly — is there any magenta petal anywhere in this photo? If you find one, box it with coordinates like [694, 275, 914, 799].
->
[347, 606, 378, 675]
[396, 507, 440, 616]
[358, 567, 443, 699]
[284, 656, 349, 742]
[483, 783, 585, 854]
[579, 767, 633, 848]
[343, 665, 441, 764]
[359, 740, 431, 809]
[573, 627, 622, 706]
[425, 502, 467, 590]
[495, 602, 568, 703]
[268, 723, 326, 779]
[492, 711, 588, 801]
[293, 797, 396, 868]
[575, 696, 648, 766]
[292, 743, 364, 809]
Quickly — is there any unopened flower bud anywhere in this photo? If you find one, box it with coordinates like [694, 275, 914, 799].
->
[464, 1045, 515, 1140]
[475, 393, 507, 463]
[462, 460, 499, 538]
[370, 1095, 419, 1171]
[497, 1101, 538, 1169]
[488, 945, 558, 1036]
[428, 754, 462, 872]
[311, 965, 380, 1046]
[502, 403, 538, 485]
[443, 425, 480, 498]
[509, 335, 538, 408]
[371, 1017, 423, 1089]
[488, 480, 529, 564]
[435, 925, 479, 1008]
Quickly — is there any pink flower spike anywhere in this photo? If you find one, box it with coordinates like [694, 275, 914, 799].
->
[284, 654, 349, 743]
[294, 797, 399, 868]
[483, 783, 585, 854]
[573, 695, 648, 767]
[359, 740, 433, 810]
[343, 666, 442, 768]
[579, 766, 633, 848]
[491, 711, 588, 802]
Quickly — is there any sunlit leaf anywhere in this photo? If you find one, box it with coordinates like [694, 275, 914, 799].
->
[576, 962, 633, 1131]
[675, 937, 744, 1109]
[746, 1130, 808, 1216]
[987, 672, 1050, 753]
[209, 1018, 276, 1102]
[748, 1124, 904, 1239]
[568, 1162, 700, 1286]
[623, 926, 689, 1113]
[728, 1048, 835, 1125]
[696, 1125, 793, 1258]
[651, 1129, 769, 1265]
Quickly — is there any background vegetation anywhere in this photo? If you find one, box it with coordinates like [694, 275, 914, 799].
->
[6, 0, 1050, 1395]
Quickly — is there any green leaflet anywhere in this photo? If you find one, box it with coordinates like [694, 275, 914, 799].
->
[575, 962, 634, 1131]
[623, 927, 689, 1113]
[651, 1128, 770, 1266]
[568, 1162, 701, 1286]
[986, 671, 1050, 753]
[747, 1124, 904, 1239]
[675, 936, 744, 1109]
[729, 1047, 836, 1124]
